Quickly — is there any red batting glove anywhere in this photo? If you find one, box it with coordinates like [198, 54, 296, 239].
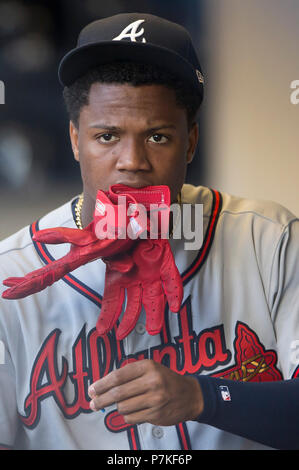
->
[2, 184, 184, 341]
[97, 238, 183, 340]
[1, 188, 142, 299]
[96, 185, 183, 340]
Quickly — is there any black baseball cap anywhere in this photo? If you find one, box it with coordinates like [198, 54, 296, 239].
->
[58, 12, 204, 99]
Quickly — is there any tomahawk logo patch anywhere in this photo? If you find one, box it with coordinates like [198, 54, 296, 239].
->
[212, 322, 283, 382]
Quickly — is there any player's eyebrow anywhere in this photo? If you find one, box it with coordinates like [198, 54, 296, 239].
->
[88, 123, 177, 131]
[146, 124, 177, 132]
[88, 124, 121, 130]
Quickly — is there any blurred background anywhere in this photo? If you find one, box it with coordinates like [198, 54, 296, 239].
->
[0, 0, 298, 240]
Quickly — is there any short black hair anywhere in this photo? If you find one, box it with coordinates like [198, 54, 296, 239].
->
[62, 61, 202, 129]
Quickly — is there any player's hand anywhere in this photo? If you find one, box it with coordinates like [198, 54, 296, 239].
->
[97, 237, 183, 340]
[88, 359, 204, 426]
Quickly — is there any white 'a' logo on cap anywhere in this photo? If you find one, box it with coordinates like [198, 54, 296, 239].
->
[112, 19, 146, 43]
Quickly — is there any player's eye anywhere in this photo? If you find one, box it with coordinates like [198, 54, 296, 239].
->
[97, 133, 119, 143]
[148, 134, 168, 144]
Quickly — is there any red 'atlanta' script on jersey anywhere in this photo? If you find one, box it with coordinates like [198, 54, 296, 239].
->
[20, 296, 282, 429]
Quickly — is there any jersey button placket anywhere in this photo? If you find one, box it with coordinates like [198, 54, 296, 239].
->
[135, 322, 146, 335]
[152, 426, 164, 439]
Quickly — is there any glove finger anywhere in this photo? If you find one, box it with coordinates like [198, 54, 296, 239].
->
[33, 225, 97, 246]
[116, 284, 142, 340]
[160, 248, 183, 313]
[2, 274, 53, 299]
[143, 281, 166, 336]
[2, 277, 25, 287]
[2, 252, 79, 299]
[162, 269, 183, 313]
[96, 285, 125, 336]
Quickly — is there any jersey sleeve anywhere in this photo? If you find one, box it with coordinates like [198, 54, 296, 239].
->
[0, 325, 19, 448]
[267, 218, 299, 378]
[195, 216, 299, 449]
[0, 250, 26, 449]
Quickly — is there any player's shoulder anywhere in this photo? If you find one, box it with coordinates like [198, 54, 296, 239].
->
[0, 196, 77, 277]
[181, 184, 298, 228]
[220, 189, 297, 228]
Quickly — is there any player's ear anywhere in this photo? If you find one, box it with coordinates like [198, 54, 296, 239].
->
[186, 122, 199, 164]
[69, 121, 80, 162]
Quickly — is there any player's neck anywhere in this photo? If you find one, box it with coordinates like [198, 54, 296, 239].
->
[80, 192, 95, 228]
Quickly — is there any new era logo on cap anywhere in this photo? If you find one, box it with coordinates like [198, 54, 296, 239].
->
[196, 69, 204, 84]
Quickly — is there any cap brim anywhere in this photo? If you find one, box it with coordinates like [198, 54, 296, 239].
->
[58, 40, 203, 95]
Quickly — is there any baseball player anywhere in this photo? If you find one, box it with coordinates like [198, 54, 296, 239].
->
[1, 12, 299, 451]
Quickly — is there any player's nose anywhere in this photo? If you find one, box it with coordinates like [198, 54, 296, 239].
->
[115, 138, 151, 172]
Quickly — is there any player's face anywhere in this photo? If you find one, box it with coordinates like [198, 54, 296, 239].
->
[70, 83, 198, 205]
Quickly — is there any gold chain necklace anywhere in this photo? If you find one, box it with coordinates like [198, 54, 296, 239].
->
[74, 193, 84, 230]
[74, 191, 182, 234]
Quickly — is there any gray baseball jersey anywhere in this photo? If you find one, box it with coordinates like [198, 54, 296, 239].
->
[0, 184, 299, 450]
